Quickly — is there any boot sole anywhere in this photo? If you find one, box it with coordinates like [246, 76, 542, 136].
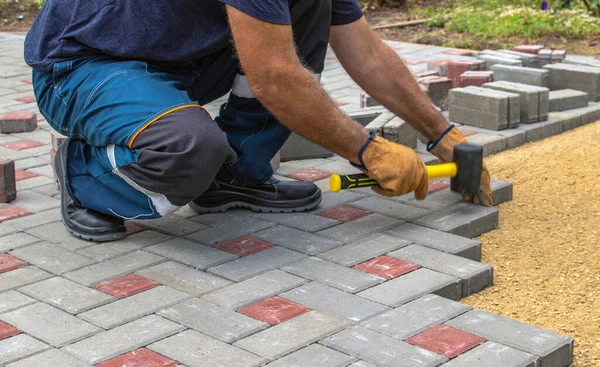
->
[189, 193, 322, 214]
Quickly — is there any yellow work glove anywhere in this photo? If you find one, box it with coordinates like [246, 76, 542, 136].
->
[428, 125, 493, 207]
[359, 132, 428, 199]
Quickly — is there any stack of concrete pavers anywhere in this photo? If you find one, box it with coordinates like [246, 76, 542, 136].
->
[459, 71, 494, 88]
[543, 63, 600, 102]
[362, 111, 418, 148]
[476, 53, 522, 69]
[496, 50, 540, 68]
[491, 64, 550, 88]
[483, 81, 549, 123]
[548, 89, 589, 112]
[448, 87, 520, 130]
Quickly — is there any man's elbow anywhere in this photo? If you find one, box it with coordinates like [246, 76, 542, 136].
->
[245, 60, 298, 101]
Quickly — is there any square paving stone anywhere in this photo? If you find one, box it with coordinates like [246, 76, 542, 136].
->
[253, 212, 340, 232]
[0, 254, 28, 274]
[407, 324, 486, 358]
[357, 268, 461, 307]
[145, 238, 236, 270]
[316, 205, 372, 222]
[18, 277, 114, 314]
[254, 226, 343, 255]
[234, 311, 349, 360]
[137, 261, 231, 297]
[0, 334, 50, 366]
[238, 297, 310, 325]
[349, 197, 431, 221]
[203, 269, 307, 310]
[213, 235, 275, 257]
[0, 303, 101, 347]
[76, 230, 171, 261]
[0, 232, 39, 253]
[7, 348, 91, 367]
[280, 282, 390, 323]
[321, 326, 448, 367]
[158, 298, 268, 343]
[96, 348, 177, 367]
[0, 321, 20, 340]
[62, 315, 184, 365]
[317, 233, 410, 267]
[265, 344, 356, 367]
[385, 223, 482, 261]
[79, 286, 190, 329]
[10, 242, 94, 274]
[282, 257, 384, 293]
[186, 217, 275, 244]
[446, 310, 574, 367]
[92, 273, 160, 298]
[353, 256, 420, 280]
[362, 294, 472, 340]
[317, 214, 402, 244]
[0, 266, 52, 292]
[149, 329, 265, 367]
[440, 341, 538, 367]
[0, 290, 35, 314]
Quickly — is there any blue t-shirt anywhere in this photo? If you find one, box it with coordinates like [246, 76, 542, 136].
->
[24, 0, 363, 73]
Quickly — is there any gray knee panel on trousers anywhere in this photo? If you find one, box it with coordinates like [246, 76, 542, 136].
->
[119, 107, 234, 206]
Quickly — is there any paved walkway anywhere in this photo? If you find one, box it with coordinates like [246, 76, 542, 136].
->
[0, 33, 575, 367]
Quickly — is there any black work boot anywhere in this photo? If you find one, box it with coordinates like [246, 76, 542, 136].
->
[189, 165, 322, 214]
[54, 139, 126, 242]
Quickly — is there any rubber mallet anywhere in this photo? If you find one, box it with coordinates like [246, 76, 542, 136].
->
[330, 144, 483, 195]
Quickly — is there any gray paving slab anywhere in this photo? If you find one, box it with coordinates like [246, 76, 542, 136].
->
[207, 246, 307, 281]
[348, 362, 379, 367]
[548, 89, 589, 112]
[25, 223, 96, 252]
[0, 209, 61, 238]
[6, 348, 91, 367]
[317, 233, 410, 266]
[254, 225, 343, 255]
[0, 266, 52, 292]
[573, 101, 600, 125]
[15, 176, 54, 191]
[549, 111, 581, 132]
[0, 303, 101, 347]
[446, 310, 574, 367]
[321, 325, 448, 367]
[30, 183, 60, 197]
[402, 188, 465, 211]
[0, 290, 35, 314]
[63, 251, 165, 286]
[384, 223, 482, 261]
[449, 87, 510, 130]
[62, 315, 184, 365]
[357, 268, 461, 307]
[491, 64, 550, 87]
[185, 217, 275, 244]
[491, 179, 513, 206]
[362, 294, 471, 340]
[234, 311, 349, 360]
[544, 63, 600, 101]
[311, 191, 366, 211]
[253, 212, 340, 232]
[517, 118, 563, 143]
[348, 197, 430, 221]
[0, 334, 50, 366]
[134, 216, 208, 236]
[280, 282, 390, 322]
[283, 257, 384, 293]
[0, 233, 39, 253]
[316, 214, 402, 244]
[202, 269, 307, 309]
[145, 238, 236, 270]
[137, 261, 232, 296]
[10, 241, 95, 274]
[158, 298, 268, 343]
[465, 132, 507, 157]
[265, 344, 355, 367]
[413, 202, 499, 239]
[484, 81, 549, 123]
[149, 329, 265, 367]
[76, 230, 171, 261]
[439, 341, 537, 367]
[18, 277, 114, 314]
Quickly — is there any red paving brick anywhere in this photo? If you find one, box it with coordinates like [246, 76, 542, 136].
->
[0, 112, 35, 122]
[354, 256, 419, 280]
[15, 170, 39, 181]
[15, 96, 36, 104]
[21, 79, 32, 84]
[317, 205, 371, 223]
[0, 254, 28, 274]
[238, 297, 310, 325]
[93, 274, 160, 298]
[447, 62, 473, 88]
[406, 324, 486, 358]
[404, 59, 424, 65]
[96, 348, 178, 367]
[125, 222, 147, 235]
[3, 140, 44, 151]
[214, 235, 275, 257]
[459, 129, 476, 138]
[0, 206, 34, 223]
[36, 115, 45, 122]
[287, 168, 331, 182]
[0, 322, 21, 341]
[428, 179, 451, 194]
[444, 49, 473, 56]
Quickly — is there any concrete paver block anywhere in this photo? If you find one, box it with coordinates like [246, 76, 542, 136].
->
[548, 89, 589, 112]
[491, 179, 513, 206]
[492, 64, 550, 88]
[362, 294, 471, 340]
[517, 118, 563, 143]
[137, 261, 231, 296]
[321, 325, 448, 367]
[253, 212, 339, 232]
[348, 196, 430, 221]
[357, 268, 461, 307]
[316, 213, 401, 244]
[317, 233, 410, 267]
[146, 238, 236, 270]
[254, 225, 343, 255]
[459, 125, 526, 150]
[364, 111, 394, 136]
[234, 311, 349, 360]
[543, 63, 600, 101]
[440, 341, 537, 367]
[185, 217, 274, 244]
[414, 202, 499, 239]
[281, 132, 333, 161]
[460, 71, 494, 88]
[6, 348, 90, 367]
[0, 334, 50, 366]
[76, 230, 171, 262]
[0, 290, 35, 314]
[497, 50, 540, 67]
[512, 45, 544, 54]
[573, 102, 600, 125]
[466, 132, 507, 157]
[420, 77, 453, 111]
[477, 54, 522, 69]
[383, 116, 418, 148]
[10, 241, 94, 275]
[449, 87, 511, 130]
[483, 81, 549, 123]
[0, 159, 16, 203]
[265, 344, 356, 367]
[0, 266, 52, 292]
[446, 310, 574, 367]
[0, 112, 37, 133]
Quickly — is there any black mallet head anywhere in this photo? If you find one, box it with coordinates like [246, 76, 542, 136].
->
[451, 144, 483, 196]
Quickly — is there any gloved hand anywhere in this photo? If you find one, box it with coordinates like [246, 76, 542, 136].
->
[428, 126, 493, 207]
[359, 132, 428, 199]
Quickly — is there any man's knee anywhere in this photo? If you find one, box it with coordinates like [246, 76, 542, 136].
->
[120, 106, 233, 205]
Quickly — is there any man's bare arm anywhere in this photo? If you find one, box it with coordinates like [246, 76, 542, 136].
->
[330, 17, 450, 141]
[226, 6, 368, 164]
